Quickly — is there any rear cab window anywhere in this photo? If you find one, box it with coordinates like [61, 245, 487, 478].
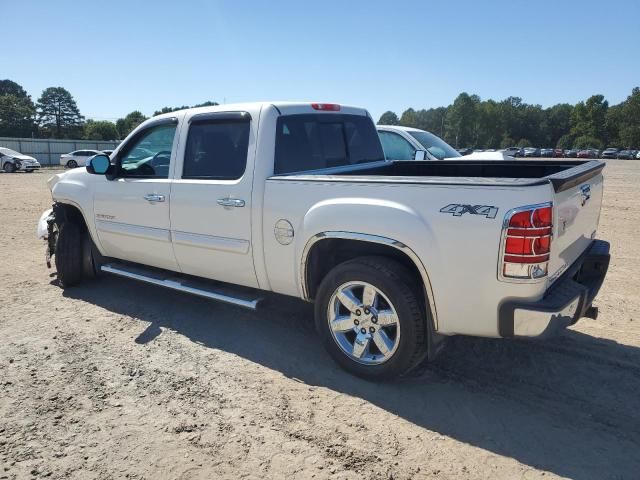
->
[274, 114, 384, 174]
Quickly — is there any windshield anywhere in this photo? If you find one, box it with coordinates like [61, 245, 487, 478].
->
[407, 131, 460, 159]
[0, 147, 22, 156]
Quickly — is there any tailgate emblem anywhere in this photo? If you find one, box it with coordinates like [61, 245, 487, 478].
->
[580, 184, 591, 206]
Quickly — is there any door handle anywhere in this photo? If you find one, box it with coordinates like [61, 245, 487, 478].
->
[144, 194, 166, 203]
[217, 198, 245, 208]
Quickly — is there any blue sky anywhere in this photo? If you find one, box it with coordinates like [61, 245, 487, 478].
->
[3, 0, 639, 122]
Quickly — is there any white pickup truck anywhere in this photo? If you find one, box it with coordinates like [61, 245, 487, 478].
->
[38, 102, 610, 379]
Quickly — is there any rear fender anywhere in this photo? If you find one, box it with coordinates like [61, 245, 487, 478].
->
[298, 198, 442, 327]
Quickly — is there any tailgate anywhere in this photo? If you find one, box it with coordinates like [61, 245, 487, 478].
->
[547, 162, 604, 285]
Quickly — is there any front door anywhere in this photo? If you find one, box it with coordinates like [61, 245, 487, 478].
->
[93, 119, 180, 271]
[170, 111, 258, 288]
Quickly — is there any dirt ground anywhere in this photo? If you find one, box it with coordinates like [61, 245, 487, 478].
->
[1, 161, 639, 480]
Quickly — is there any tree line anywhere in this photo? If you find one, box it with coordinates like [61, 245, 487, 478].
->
[379, 88, 640, 150]
[0, 79, 218, 141]
[2, 77, 639, 149]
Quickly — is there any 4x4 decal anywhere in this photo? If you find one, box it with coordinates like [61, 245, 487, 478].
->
[440, 204, 499, 219]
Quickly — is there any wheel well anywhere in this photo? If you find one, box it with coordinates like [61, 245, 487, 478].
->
[54, 203, 88, 233]
[305, 238, 425, 301]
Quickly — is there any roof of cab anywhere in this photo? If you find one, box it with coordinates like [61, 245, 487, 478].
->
[152, 102, 370, 121]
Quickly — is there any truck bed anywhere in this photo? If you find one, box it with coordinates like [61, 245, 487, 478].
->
[272, 159, 604, 193]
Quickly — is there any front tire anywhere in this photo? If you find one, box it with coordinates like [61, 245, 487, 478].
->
[66, 160, 78, 168]
[315, 257, 428, 380]
[55, 222, 84, 287]
[3, 162, 16, 173]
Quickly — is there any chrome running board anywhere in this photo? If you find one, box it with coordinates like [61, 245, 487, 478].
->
[101, 263, 261, 310]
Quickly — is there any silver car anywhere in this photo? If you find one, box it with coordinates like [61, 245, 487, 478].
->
[0, 147, 41, 173]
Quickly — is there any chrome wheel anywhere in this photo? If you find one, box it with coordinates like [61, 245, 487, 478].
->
[327, 281, 400, 365]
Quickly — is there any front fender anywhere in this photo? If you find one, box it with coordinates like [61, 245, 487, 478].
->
[50, 169, 105, 254]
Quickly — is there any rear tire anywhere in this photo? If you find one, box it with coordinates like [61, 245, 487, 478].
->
[66, 160, 78, 168]
[55, 222, 84, 287]
[314, 256, 428, 380]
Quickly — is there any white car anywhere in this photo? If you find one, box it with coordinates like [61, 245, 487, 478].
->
[38, 102, 610, 379]
[377, 125, 461, 160]
[60, 149, 102, 168]
[0, 147, 41, 172]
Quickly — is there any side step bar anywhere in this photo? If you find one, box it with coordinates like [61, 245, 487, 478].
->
[101, 263, 261, 310]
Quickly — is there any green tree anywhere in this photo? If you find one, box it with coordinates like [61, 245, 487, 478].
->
[0, 79, 36, 137]
[399, 108, 418, 128]
[378, 110, 399, 125]
[573, 135, 603, 149]
[36, 87, 84, 138]
[499, 135, 515, 148]
[153, 105, 190, 116]
[153, 100, 219, 116]
[618, 87, 640, 148]
[516, 138, 532, 147]
[0, 79, 29, 98]
[192, 100, 219, 108]
[570, 95, 608, 145]
[445, 93, 479, 147]
[84, 120, 119, 140]
[543, 104, 573, 147]
[116, 111, 147, 138]
[556, 134, 574, 149]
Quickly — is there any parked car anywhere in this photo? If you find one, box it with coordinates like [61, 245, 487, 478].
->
[101, 150, 114, 156]
[522, 147, 540, 157]
[0, 147, 41, 173]
[502, 147, 521, 157]
[38, 101, 610, 380]
[60, 149, 102, 168]
[617, 150, 636, 160]
[456, 147, 473, 156]
[636, 151, 640, 159]
[577, 149, 597, 159]
[539, 148, 554, 158]
[601, 148, 619, 159]
[565, 149, 579, 158]
[377, 126, 461, 160]
[553, 148, 564, 158]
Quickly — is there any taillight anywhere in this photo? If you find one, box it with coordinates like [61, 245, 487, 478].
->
[500, 203, 553, 280]
[311, 103, 341, 111]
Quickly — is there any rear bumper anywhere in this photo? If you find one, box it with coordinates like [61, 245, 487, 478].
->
[499, 239, 610, 338]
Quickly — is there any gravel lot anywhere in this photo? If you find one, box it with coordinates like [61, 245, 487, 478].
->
[1, 161, 639, 480]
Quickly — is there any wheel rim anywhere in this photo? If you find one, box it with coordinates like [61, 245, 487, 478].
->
[327, 281, 400, 365]
[67, 160, 77, 168]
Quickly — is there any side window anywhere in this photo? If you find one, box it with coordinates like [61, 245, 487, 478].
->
[378, 131, 415, 160]
[118, 123, 177, 178]
[182, 119, 250, 180]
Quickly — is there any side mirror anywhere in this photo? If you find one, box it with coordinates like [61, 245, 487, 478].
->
[414, 150, 427, 161]
[86, 154, 111, 175]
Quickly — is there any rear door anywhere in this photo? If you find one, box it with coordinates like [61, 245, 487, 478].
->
[548, 169, 604, 283]
[170, 110, 258, 288]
